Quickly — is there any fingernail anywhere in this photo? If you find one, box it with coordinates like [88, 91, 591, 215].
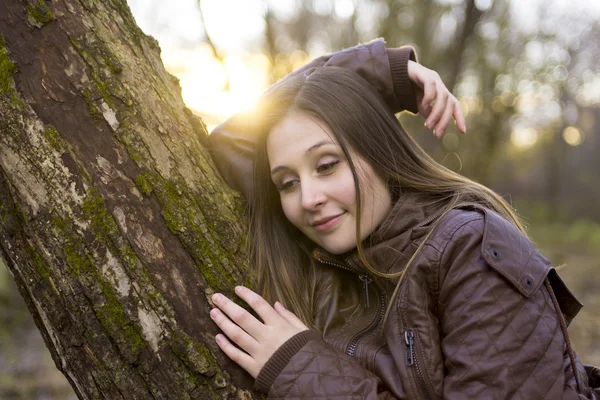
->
[212, 293, 222, 303]
[210, 309, 218, 319]
[438, 129, 444, 137]
[424, 121, 429, 129]
[235, 286, 245, 294]
[215, 334, 222, 344]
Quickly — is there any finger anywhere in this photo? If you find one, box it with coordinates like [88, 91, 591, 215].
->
[214, 334, 257, 377]
[421, 79, 437, 116]
[454, 100, 467, 134]
[435, 99, 456, 138]
[274, 302, 309, 331]
[210, 308, 259, 353]
[234, 286, 279, 325]
[212, 292, 263, 337]
[415, 92, 430, 118]
[419, 101, 432, 119]
[426, 90, 448, 132]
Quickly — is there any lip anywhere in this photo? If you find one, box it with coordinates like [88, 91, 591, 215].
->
[311, 212, 345, 232]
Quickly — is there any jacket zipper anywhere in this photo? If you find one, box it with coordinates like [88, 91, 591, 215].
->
[418, 209, 444, 228]
[358, 274, 372, 308]
[313, 252, 371, 308]
[313, 252, 386, 357]
[346, 291, 386, 357]
[405, 330, 433, 400]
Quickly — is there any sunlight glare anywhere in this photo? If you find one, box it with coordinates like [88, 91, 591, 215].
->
[163, 47, 270, 123]
[511, 127, 538, 149]
[562, 126, 583, 146]
[334, 0, 355, 19]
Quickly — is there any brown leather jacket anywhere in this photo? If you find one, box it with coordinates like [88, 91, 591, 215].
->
[208, 40, 600, 399]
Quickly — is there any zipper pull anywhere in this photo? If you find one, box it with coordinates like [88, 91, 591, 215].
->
[405, 330, 415, 366]
[358, 274, 372, 308]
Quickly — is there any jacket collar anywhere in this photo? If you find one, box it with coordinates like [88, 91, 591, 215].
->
[313, 192, 446, 275]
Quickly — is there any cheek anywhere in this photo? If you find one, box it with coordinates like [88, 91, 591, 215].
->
[280, 197, 301, 227]
[335, 171, 357, 207]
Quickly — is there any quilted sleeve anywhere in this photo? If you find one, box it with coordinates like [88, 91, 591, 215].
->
[208, 39, 417, 197]
[436, 210, 585, 399]
[257, 332, 398, 399]
[303, 40, 418, 114]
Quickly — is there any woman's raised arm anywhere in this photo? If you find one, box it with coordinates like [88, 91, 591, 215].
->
[207, 39, 462, 197]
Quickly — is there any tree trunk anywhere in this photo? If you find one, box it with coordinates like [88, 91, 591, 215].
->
[0, 0, 256, 398]
[444, 0, 483, 92]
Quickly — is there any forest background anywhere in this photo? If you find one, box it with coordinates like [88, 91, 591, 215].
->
[1, 0, 599, 398]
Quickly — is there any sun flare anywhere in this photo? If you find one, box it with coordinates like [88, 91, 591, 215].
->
[161, 43, 271, 131]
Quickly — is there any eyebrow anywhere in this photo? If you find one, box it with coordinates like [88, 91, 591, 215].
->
[270, 140, 333, 175]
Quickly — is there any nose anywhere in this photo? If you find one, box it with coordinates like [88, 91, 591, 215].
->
[300, 179, 326, 210]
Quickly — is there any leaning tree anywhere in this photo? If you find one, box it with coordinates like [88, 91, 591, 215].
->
[0, 0, 257, 398]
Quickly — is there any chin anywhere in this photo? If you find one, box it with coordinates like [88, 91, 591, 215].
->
[320, 240, 357, 255]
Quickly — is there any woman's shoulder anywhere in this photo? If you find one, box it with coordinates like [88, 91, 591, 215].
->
[430, 206, 553, 298]
[431, 206, 527, 248]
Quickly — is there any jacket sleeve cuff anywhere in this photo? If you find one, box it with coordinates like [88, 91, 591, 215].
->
[254, 329, 321, 393]
[388, 46, 419, 114]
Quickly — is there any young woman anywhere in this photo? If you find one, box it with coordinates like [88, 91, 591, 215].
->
[207, 40, 599, 399]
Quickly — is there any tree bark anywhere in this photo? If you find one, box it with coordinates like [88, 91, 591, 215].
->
[0, 0, 256, 398]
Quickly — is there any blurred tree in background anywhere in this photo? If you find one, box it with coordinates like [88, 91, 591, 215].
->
[261, 0, 600, 220]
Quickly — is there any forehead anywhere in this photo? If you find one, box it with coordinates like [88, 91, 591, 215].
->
[267, 112, 337, 162]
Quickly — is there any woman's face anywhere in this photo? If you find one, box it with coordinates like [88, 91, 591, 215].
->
[267, 112, 392, 254]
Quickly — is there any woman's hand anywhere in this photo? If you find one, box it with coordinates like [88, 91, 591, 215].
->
[407, 60, 466, 138]
[210, 286, 309, 378]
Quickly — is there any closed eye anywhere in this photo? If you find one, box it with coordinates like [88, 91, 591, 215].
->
[277, 180, 298, 193]
[316, 160, 340, 174]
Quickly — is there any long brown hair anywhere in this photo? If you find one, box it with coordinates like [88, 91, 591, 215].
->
[248, 67, 524, 329]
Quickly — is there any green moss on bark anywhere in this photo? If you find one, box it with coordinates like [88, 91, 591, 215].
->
[0, 38, 17, 95]
[134, 173, 152, 196]
[108, 0, 144, 43]
[69, 38, 120, 109]
[63, 241, 94, 276]
[52, 212, 148, 357]
[0, 36, 23, 108]
[24, 240, 51, 280]
[89, 39, 123, 75]
[90, 70, 115, 108]
[75, 185, 175, 318]
[134, 170, 240, 294]
[43, 124, 66, 153]
[82, 189, 120, 240]
[115, 123, 145, 164]
[81, 89, 100, 117]
[26, 0, 54, 25]
[97, 279, 146, 352]
[54, 223, 140, 347]
[146, 173, 238, 292]
[170, 331, 217, 376]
